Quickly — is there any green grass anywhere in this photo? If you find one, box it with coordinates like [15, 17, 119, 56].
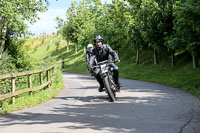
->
[118, 48, 200, 98]
[119, 59, 200, 96]
[0, 89, 58, 115]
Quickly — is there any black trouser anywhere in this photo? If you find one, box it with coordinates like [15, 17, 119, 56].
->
[94, 63, 119, 87]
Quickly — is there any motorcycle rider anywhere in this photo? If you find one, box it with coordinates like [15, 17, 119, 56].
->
[89, 35, 121, 92]
[86, 44, 94, 75]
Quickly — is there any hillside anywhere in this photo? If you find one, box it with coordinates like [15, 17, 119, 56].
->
[27, 34, 200, 99]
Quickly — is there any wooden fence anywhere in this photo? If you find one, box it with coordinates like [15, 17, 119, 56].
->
[0, 64, 55, 104]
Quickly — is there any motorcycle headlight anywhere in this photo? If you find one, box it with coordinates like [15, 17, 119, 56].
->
[100, 64, 107, 70]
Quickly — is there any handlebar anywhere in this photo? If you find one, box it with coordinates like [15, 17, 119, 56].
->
[92, 60, 119, 69]
[92, 60, 112, 69]
[96, 60, 113, 65]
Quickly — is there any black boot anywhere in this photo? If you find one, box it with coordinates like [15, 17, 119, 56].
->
[94, 74, 104, 92]
[112, 68, 120, 91]
[116, 82, 120, 92]
[98, 85, 104, 92]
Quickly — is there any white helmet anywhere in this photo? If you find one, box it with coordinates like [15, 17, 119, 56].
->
[87, 44, 93, 49]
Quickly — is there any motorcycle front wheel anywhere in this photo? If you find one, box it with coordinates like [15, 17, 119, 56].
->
[103, 75, 116, 102]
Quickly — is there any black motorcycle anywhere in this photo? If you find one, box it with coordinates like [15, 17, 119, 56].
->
[93, 60, 119, 102]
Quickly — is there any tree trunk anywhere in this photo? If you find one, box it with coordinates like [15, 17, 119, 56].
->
[154, 49, 158, 65]
[75, 43, 77, 54]
[171, 51, 175, 68]
[0, 19, 8, 55]
[117, 46, 120, 58]
[67, 41, 69, 52]
[136, 49, 139, 64]
[83, 47, 86, 54]
[192, 55, 199, 69]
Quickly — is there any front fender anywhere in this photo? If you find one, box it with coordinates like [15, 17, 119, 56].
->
[94, 68, 100, 75]
[101, 72, 108, 78]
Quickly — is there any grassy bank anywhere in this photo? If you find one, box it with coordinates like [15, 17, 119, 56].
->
[118, 49, 200, 98]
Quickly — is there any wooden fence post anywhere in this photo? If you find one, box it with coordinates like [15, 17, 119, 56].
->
[11, 74, 16, 104]
[0, 65, 56, 104]
[40, 72, 43, 85]
[28, 75, 32, 96]
[47, 70, 50, 89]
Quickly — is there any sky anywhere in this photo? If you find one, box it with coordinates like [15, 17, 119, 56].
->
[28, 0, 112, 36]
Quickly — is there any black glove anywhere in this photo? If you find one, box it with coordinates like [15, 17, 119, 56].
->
[114, 59, 120, 63]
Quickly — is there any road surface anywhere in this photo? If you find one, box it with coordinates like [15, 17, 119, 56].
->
[0, 73, 200, 133]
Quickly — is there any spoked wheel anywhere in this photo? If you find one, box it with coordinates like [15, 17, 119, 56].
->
[108, 73, 117, 97]
[103, 76, 115, 102]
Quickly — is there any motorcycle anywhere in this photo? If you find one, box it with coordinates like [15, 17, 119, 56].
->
[93, 60, 119, 102]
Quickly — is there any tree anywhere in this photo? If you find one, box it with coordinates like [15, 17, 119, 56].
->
[55, 17, 64, 35]
[0, 0, 48, 55]
[126, 0, 146, 64]
[171, 0, 200, 68]
[61, 0, 101, 48]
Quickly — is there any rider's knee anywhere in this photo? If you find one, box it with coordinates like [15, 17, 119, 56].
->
[113, 66, 119, 71]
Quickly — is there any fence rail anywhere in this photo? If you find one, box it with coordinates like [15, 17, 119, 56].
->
[0, 64, 55, 104]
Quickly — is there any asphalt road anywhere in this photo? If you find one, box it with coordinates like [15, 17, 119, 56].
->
[0, 73, 200, 133]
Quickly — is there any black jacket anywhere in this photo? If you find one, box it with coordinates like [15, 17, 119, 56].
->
[89, 44, 119, 66]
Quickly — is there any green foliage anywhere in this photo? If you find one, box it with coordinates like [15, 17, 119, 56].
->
[0, 47, 32, 95]
[55, 40, 61, 51]
[0, 51, 15, 95]
[0, 51, 16, 74]
[0, 0, 49, 54]
[34, 46, 38, 52]
[47, 45, 50, 51]
[41, 38, 45, 44]
[0, 0, 49, 65]
[5, 38, 32, 70]
[57, 0, 200, 67]
[55, 17, 64, 35]
[170, 0, 200, 56]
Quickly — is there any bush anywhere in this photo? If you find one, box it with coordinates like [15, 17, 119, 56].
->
[0, 51, 16, 95]
[0, 51, 16, 74]
[6, 38, 32, 71]
[47, 45, 50, 51]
